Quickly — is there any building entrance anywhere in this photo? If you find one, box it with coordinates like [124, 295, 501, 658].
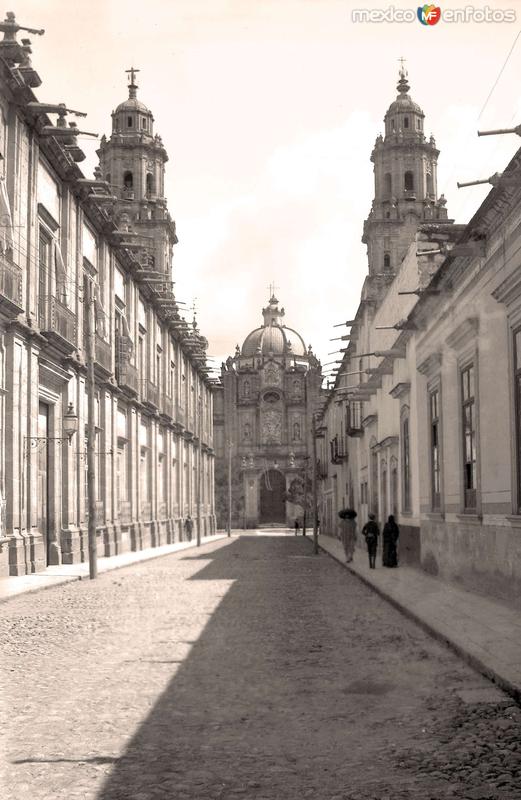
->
[260, 469, 286, 524]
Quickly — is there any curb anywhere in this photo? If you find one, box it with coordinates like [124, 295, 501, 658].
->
[0, 535, 230, 605]
[318, 541, 521, 706]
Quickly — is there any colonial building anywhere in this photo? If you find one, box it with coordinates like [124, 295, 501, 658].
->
[213, 295, 322, 528]
[0, 14, 215, 576]
[319, 66, 521, 608]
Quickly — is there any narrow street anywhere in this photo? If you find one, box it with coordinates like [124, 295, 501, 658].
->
[1, 535, 520, 800]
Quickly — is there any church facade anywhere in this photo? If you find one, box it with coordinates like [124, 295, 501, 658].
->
[213, 296, 322, 529]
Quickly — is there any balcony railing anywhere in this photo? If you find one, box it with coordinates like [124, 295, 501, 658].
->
[95, 335, 112, 374]
[0, 255, 23, 316]
[330, 435, 348, 464]
[162, 394, 174, 419]
[116, 357, 140, 396]
[145, 380, 160, 409]
[39, 296, 77, 351]
[347, 402, 363, 437]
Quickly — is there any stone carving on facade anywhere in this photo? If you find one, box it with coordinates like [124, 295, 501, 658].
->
[261, 411, 282, 444]
[263, 362, 282, 387]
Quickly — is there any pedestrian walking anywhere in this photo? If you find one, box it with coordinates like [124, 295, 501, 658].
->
[294, 518, 300, 536]
[362, 513, 380, 569]
[382, 514, 399, 567]
[184, 514, 194, 542]
[338, 508, 357, 563]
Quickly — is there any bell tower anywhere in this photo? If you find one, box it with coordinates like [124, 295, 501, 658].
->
[97, 68, 178, 275]
[362, 65, 449, 277]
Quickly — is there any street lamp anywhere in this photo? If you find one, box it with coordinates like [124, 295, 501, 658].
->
[63, 402, 79, 440]
[24, 401, 78, 454]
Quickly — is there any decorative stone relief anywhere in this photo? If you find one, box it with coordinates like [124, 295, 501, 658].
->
[263, 362, 282, 387]
[261, 411, 282, 444]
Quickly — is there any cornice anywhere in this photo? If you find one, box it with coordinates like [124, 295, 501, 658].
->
[492, 270, 521, 308]
[417, 351, 442, 376]
[389, 381, 411, 399]
[446, 317, 479, 352]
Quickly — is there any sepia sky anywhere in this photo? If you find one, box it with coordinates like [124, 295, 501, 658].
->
[13, 0, 521, 370]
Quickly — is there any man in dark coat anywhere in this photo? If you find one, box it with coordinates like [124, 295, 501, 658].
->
[362, 513, 380, 569]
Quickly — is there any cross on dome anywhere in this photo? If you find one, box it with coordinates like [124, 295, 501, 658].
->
[125, 66, 140, 99]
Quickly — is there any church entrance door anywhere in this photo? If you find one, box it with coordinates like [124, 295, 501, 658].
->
[260, 469, 286, 524]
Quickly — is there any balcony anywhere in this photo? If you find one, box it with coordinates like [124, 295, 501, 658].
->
[116, 358, 139, 396]
[0, 255, 23, 317]
[330, 435, 348, 464]
[346, 402, 363, 437]
[94, 335, 112, 375]
[145, 380, 160, 409]
[162, 394, 174, 419]
[39, 296, 77, 353]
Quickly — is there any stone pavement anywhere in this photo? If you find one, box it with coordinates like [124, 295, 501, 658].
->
[318, 533, 521, 704]
[2, 533, 521, 800]
[0, 533, 228, 603]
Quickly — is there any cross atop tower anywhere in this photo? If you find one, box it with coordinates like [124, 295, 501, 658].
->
[267, 282, 279, 301]
[125, 67, 140, 98]
[398, 56, 407, 77]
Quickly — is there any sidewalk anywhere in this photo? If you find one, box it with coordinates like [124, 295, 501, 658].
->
[0, 534, 229, 604]
[318, 534, 521, 703]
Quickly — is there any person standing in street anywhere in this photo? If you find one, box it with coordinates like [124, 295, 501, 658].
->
[382, 514, 399, 567]
[338, 508, 357, 563]
[362, 513, 380, 569]
[294, 518, 300, 536]
[184, 515, 194, 542]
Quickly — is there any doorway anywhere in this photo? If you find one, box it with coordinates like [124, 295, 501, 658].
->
[37, 402, 50, 565]
[260, 470, 286, 524]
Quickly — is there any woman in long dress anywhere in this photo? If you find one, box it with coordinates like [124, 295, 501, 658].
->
[338, 508, 357, 562]
[382, 515, 399, 567]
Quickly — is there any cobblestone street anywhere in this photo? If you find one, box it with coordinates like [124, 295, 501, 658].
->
[1, 535, 520, 800]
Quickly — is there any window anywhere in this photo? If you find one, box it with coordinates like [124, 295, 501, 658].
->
[383, 253, 391, 270]
[146, 173, 154, 197]
[243, 380, 250, 397]
[404, 171, 414, 191]
[391, 119, 396, 132]
[430, 389, 441, 510]
[515, 330, 521, 511]
[293, 422, 301, 441]
[416, 118, 421, 130]
[404, 116, 409, 129]
[384, 173, 392, 197]
[461, 364, 477, 510]
[142, 117, 147, 130]
[123, 171, 133, 189]
[38, 228, 51, 328]
[402, 415, 411, 511]
[127, 116, 132, 128]
[426, 171, 434, 197]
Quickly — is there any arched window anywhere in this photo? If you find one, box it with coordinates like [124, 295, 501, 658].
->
[404, 116, 409, 129]
[383, 253, 391, 270]
[146, 173, 154, 197]
[384, 173, 392, 197]
[127, 116, 133, 128]
[404, 171, 414, 191]
[142, 117, 147, 130]
[293, 422, 301, 441]
[123, 171, 133, 189]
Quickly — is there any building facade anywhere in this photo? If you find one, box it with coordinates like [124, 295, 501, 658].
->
[213, 295, 322, 528]
[319, 67, 521, 608]
[0, 15, 215, 576]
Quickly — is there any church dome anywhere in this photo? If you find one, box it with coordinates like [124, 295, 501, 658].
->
[241, 295, 307, 356]
[384, 68, 424, 127]
[115, 96, 150, 114]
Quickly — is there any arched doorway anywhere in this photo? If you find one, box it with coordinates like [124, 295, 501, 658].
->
[260, 470, 286, 524]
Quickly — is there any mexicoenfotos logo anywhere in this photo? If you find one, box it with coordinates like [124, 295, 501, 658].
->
[351, 5, 516, 23]
[417, 4, 441, 25]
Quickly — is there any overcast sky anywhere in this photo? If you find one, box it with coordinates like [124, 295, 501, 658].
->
[14, 0, 521, 371]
